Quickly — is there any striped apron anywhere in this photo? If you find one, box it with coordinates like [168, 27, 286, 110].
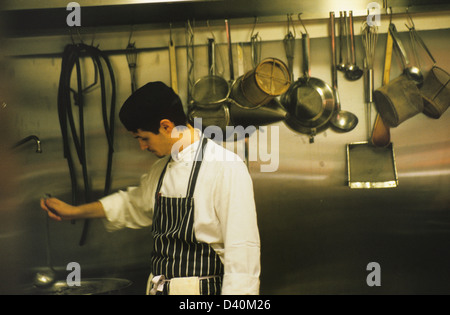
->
[149, 137, 224, 295]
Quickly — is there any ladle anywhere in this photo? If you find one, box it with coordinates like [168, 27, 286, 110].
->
[345, 11, 364, 81]
[337, 11, 347, 71]
[34, 195, 57, 288]
[330, 12, 358, 132]
[389, 23, 424, 86]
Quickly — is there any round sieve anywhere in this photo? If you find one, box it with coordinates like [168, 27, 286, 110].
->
[191, 38, 230, 109]
[191, 75, 230, 109]
[420, 66, 450, 119]
[233, 58, 291, 109]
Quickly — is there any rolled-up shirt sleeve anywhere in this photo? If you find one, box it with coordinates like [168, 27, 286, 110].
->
[99, 173, 154, 232]
[214, 160, 261, 295]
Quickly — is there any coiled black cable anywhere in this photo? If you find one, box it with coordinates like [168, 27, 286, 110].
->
[57, 43, 116, 246]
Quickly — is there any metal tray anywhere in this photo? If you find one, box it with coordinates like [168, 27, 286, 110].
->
[346, 141, 398, 189]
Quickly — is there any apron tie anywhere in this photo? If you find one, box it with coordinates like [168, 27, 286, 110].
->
[147, 274, 222, 295]
[148, 275, 168, 295]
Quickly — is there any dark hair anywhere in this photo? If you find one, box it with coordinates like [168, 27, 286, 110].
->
[119, 81, 188, 134]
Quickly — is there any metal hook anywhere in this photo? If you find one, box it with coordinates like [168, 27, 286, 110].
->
[75, 27, 84, 45]
[69, 28, 76, 45]
[250, 16, 259, 39]
[297, 13, 308, 35]
[388, 6, 393, 25]
[286, 13, 296, 38]
[128, 25, 135, 46]
[250, 16, 262, 68]
[186, 19, 194, 37]
[206, 20, 225, 75]
[90, 28, 97, 47]
[405, 6, 415, 30]
[206, 20, 216, 41]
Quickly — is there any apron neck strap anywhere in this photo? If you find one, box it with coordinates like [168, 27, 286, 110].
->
[186, 135, 208, 198]
[154, 135, 208, 201]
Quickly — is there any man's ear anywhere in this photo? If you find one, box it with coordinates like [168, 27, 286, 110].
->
[159, 119, 175, 134]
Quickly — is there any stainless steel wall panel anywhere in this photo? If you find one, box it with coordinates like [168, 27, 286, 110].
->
[2, 24, 449, 294]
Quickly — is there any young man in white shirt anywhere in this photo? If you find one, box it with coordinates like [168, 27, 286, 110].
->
[41, 81, 260, 295]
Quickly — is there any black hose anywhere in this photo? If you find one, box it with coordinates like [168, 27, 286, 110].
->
[57, 43, 116, 246]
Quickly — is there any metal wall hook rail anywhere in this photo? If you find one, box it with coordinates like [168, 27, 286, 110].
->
[7, 9, 448, 59]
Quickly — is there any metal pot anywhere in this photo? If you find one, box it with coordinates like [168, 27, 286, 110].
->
[281, 33, 335, 141]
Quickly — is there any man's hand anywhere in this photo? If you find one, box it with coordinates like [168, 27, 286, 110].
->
[40, 198, 106, 221]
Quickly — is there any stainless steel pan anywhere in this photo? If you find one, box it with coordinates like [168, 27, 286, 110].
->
[282, 32, 335, 142]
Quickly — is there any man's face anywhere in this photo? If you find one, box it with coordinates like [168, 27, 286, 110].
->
[132, 127, 173, 158]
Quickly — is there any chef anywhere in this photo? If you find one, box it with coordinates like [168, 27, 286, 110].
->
[41, 81, 261, 295]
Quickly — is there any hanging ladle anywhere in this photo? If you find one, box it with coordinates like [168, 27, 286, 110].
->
[345, 11, 364, 81]
[330, 12, 358, 132]
[337, 11, 347, 71]
[34, 194, 57, 288]
[389, 23, 423, 86]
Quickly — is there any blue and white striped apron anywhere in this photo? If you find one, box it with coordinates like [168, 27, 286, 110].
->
[150, 136, 224, 295]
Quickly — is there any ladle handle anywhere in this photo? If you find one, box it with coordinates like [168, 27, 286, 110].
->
[345, 11, 351, 65]
[330, 12, 337, 89]
[339, 11, 345, 65]
[225, 19, 234, 81]
[330, 12, 341, 110]
[389, 23, 410, 68]
[302, 33, 311, 78]
[348, 11, 356, 65]
[208, 38, 215, 75]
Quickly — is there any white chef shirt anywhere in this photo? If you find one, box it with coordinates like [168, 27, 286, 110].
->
[99, 137, 260, 295]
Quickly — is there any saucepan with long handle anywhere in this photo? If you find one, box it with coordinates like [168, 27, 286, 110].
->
[281, 24, 335, 143]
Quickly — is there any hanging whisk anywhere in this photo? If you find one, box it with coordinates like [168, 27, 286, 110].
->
[361, 21, 378, 70]
[361, 21, 378, 139]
